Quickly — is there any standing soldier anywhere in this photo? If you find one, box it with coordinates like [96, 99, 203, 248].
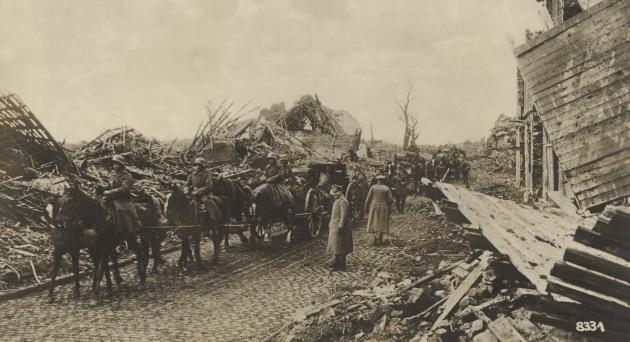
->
[364, 175, 394, 246]
[102, 155, 146, 283]
[345, 175, 360, 221]
[327, 184, 353, 270]
[393, 168, 408, 213]
[460, 158, 471, 188]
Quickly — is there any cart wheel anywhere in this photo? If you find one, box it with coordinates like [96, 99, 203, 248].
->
[305, 189, 323, 238]
[308, 211, 323, 238]
[253, 222, 266, 240]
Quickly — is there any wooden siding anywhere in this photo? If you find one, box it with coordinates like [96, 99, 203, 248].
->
[515, 0, 630, 209]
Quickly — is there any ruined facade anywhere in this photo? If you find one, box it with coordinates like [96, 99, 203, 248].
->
[516, 0, 586, 203]
[516, 0, 630, 210]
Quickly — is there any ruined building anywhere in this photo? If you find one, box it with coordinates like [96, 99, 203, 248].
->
[515, 0, 630, 211]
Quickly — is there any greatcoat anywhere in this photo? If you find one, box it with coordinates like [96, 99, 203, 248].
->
[107, 169, 139, 234]
[364, 184, 394, 234]
[326, 195, 353, 255]
[187, 168, 223, 223]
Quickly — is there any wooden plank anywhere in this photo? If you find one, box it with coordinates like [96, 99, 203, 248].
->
[574, 226, 630, 261]
[429, 252, 490, 331]
[528, 33, 630, 95]
[435, 183, 577, 294]
[534, 54, 630, 111]
[551, 110, 630, 155]
[487, 316, 526, 342]
[592, 216, 630, 240]
[547, 278, 630, 319]
[551, 261, 630, 302]
[582, 182, 630, 210]
[543, 87, 630, 137]
[564, 247, 630, 283]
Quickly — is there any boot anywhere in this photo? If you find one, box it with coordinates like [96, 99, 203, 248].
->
[378, 233, 384, 245]
[372, 235, 379, 246]
[328, 256, 340, 269]
[338, 255, 347, 271]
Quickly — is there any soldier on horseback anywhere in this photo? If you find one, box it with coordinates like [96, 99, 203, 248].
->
[102, 155, 146, 283]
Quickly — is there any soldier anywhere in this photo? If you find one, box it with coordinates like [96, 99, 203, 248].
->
[278, 155, 293, 182]
[460, 158, 471, 188]
[102, 155, 146, 282]
[393, 168, 408, 213]
[326, 184, 353, 270]
[365, 174, 394, 246]
[265, 152, 284, 205]
[187, 157, 219, 221]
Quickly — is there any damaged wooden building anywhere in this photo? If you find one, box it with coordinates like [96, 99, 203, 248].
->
[514, 0, 630, 212]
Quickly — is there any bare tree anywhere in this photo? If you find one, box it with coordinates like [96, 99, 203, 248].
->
[396, 81, 420, 150]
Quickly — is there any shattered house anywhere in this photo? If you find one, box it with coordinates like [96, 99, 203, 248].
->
[252, 95, 362, 160]
[486, 113, 518, 150]
[514, 0, 630, 211]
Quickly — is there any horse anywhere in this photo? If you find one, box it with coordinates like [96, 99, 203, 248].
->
[164, 185, 202, 269]
[46, 181, 120, 303]
[212, 177, 254, 248]
[253, 177, 308, 242]
[134, 190, 167, 273]
[164, 178, 239, 267]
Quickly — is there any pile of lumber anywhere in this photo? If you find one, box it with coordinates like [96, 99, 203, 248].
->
[73, 126, 186, 178]
[0, 94, 79, 177]
[545, 206, 630, 336]
[186, 98, 258, 158]
[0, 176, 59, 229]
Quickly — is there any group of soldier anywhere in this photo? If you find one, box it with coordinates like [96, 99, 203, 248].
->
[97, 150, 460, 274]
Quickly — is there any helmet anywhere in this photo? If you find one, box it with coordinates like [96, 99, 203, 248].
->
[267, 152, 278, 160]
[193, 157, 207, 167]
[111, 155, 126, 167]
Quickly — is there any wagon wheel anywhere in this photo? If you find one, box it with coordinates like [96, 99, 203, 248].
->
[304, 188, 323, 238]
[248, 203, 266, 241]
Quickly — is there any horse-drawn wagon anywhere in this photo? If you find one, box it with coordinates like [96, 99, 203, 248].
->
[251, 160, 349, 243]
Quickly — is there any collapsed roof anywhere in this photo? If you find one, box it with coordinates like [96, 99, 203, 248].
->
[0, 94, 78, 177]
[275, 95, 361, 136]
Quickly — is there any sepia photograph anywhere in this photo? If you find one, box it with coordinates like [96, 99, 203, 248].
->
[0, 0, 629, 341]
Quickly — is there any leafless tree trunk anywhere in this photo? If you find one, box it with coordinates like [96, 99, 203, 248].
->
[396, 81, 419, 150]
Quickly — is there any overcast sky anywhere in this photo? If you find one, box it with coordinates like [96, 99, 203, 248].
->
[0, 0, 546, 145]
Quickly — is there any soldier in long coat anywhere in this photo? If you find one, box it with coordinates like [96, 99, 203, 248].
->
[187, 157, 223, 223]
[326, 184, 352, 270]
[364, 175, 394, 246]
[103, 155, 139, 235]
[102, 155, 146, 281]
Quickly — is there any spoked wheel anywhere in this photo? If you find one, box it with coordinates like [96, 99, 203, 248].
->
[305, 188, 323, 239]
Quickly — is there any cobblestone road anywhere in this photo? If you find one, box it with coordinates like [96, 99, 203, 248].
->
[0, 198, 440, 341]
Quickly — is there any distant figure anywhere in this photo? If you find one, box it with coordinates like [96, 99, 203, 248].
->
[326, 185, 353, 271]
[365, 175, 394, 246]
[393, 169, 408, 213]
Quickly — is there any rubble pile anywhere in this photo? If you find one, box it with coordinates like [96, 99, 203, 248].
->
[274, 249, 594, 342]
[469, 152, 520, 201]
[73, 126, 188, 182]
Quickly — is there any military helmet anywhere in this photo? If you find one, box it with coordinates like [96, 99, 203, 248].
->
[111, 155, 127, 167]
[193, 157, 207, 167]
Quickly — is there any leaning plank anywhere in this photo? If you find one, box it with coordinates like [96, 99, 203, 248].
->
[547, 277, 630, 319]
[435, 183, 577, 294]
[564, 246, 630, 283]
[550, 261, 630, 302]
[573, 226, 630, 261]
[429, 252, 491, 331]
